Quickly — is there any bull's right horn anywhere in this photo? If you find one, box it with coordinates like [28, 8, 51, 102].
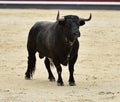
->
[56, 11, 65, 21]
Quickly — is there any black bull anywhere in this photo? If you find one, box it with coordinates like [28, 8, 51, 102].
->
[25, 12, 92, 86]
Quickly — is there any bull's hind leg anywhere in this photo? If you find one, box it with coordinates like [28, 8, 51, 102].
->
[44, 57, 55, 81]
[25, 51, 36, 79]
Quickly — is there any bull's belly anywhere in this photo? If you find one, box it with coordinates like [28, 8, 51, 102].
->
[37, 46, 69, 66]
[60, 58, 68, 66]
[48, 57, 68, 66]
[37, 48, 51, 59]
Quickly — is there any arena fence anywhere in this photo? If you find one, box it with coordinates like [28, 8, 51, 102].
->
[0, 0, 120, 10]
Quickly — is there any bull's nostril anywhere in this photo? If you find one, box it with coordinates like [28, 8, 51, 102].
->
[74, 32, 80, 37]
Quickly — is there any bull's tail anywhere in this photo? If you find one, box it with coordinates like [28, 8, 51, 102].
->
[25, 26, 37, 79]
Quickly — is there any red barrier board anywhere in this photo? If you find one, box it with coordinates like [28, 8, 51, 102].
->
[1, 0, 120, 1]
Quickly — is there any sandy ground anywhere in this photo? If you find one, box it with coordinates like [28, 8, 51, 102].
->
[0, 9, 120, 102]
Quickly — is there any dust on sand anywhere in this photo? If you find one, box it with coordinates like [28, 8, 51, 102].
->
[0, 9, 120, 102]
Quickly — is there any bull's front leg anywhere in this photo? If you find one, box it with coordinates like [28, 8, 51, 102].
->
[68, 63, 75, 86]
[56, 65, 64, 86]
[44, 57, 55, 81]
[54, 63, 64, 86]
[68, 54, 78, 86]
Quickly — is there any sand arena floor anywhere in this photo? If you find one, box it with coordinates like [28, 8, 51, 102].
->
[0, 9, 120, 102]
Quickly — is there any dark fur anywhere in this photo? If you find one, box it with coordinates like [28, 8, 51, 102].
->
[25, 15, 85, 86]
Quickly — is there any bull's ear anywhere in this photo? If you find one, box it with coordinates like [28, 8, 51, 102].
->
[79, 21, 85, 26]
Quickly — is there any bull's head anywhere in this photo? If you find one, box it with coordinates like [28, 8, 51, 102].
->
[56, 11, 92, 41]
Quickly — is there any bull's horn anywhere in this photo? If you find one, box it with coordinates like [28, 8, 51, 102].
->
[56, 11, 65, 21]
[56, 11, 60, 21]
[80, 13, 92, 21]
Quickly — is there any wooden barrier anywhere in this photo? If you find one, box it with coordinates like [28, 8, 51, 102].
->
[1, 0, 120, 1]
[0, 0, 120, 9]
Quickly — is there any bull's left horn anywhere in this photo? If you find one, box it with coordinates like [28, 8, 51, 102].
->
[56, 11, 60, 21]
[56, 11, 65, 21]
[80, 13, 92, 21]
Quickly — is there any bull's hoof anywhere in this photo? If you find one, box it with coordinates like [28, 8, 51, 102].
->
[25, 75, 32, 80]
[25, 73, 32, 80]
[49, 77, 55, 82]
[25, 76, 30, 80]
[57, 82, 64, 86]
[69, 82, 76, 86]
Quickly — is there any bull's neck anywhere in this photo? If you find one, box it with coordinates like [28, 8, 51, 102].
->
[54, 22, 76, 64]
